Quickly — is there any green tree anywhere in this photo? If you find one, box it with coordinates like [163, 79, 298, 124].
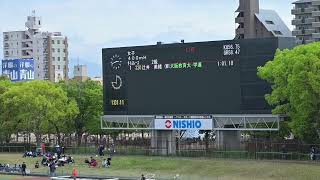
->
[258, 42, 320, 143]
[59, 80, 103, 146]
[0, 80, 78, 146]
[0, 79, 14, 143]
[0, 75, 9, 81]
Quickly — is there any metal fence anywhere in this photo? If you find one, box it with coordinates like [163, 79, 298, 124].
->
[1, 141, 319, 162]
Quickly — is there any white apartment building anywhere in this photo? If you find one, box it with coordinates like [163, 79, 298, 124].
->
[292, 0, 320, 44]
[3, 13, 68, 82]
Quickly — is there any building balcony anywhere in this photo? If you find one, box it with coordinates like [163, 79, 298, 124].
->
[236, 27, 244, 34]
[306, 18, 316, 23]
[305, 28, 316, 34]
[312, 1, 320, 6]
[292, 7, 314, 14]
[312, 32, 320, 39]
[292, 18, 315, 25]
[292, 19, 302, 25]
[296, 40, 303, 45]
[292, 29, 302, 36]
[294, 29, 316, 35]
[291, 9, 299, 14]
[306, 39, 315, 44]
[312, 10, 320, 16]
[235, 17, 244, 24]
[312, 22, 320, 27]
[306, 7, 315, 13]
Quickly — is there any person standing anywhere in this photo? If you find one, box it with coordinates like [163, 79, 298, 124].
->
[56, 145, 62, 159]
[98, 144, 105, 156]
[72, 167, 78, 180]
[41, 143, 46, 155]
[21, 162, 26, 176]
[49, 161, 56, 177]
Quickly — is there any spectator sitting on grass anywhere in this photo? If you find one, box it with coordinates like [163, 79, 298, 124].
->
[102, 158, 111, 168]
[89, 157, 97, 167]
[35, 161, 39, 168]
[67, 155, 74, 164]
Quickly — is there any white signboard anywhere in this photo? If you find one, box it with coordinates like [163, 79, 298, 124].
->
[154, 119, 213, 130]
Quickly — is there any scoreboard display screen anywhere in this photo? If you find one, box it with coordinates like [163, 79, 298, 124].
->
[103, 38, 285, 115]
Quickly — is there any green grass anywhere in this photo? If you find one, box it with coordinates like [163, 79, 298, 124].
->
[0, 153, 320, 180]
[0, 175, 20, 180]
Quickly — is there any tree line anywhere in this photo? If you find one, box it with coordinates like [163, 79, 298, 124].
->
[0, 76, 106, 146]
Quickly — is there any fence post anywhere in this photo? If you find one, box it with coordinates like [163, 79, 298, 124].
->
[255, 140, 257, 160]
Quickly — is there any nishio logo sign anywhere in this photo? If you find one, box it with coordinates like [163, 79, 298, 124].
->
[154, 119, 213, 130]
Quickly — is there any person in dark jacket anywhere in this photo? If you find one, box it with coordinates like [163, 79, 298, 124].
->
[49, 161, 56, 177]
[21, 162, 26, 176]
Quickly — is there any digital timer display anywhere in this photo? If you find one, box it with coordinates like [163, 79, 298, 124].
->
[102, 38, 285, 115]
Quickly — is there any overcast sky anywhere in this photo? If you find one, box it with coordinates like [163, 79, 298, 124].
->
[0, 0, 294, 77]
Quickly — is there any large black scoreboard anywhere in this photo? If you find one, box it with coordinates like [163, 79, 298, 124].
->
[102, 37, 295, 115]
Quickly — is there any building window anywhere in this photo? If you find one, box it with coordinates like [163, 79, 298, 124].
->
[63, 57, 66, 61]
[265, 20, 274, 25]
[58, 65, 60, 70]
[52, 48, 55, 52]
[38, 20, 41, 25]
[57, 49, 60, 53]
[57, 40, 60, 44]
[52, 40, 55, 44]
[52, 57, 55, 61]
[63, 49, 66, 53]
[58, 57, 60, 61]
[273, 30, 283, 35]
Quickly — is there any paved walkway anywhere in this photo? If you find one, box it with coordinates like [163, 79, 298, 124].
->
[14, 177, 49, 180]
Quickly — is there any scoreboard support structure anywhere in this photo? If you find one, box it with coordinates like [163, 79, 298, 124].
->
[101, 114, 281, 131]
[101, 114, 282, 155]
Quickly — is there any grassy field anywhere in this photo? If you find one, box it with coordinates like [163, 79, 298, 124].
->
[0, 153, 320, 180]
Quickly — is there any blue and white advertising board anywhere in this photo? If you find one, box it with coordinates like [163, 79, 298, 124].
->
[154, 118, 213, 130]
[2, 59, 34, 82]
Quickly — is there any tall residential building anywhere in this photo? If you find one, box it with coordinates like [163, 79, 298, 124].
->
[73, 64, 88, 82]
[235, 0, 292, 39]
[2, 12, 68, 82]
[292, 0, 320, 44]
